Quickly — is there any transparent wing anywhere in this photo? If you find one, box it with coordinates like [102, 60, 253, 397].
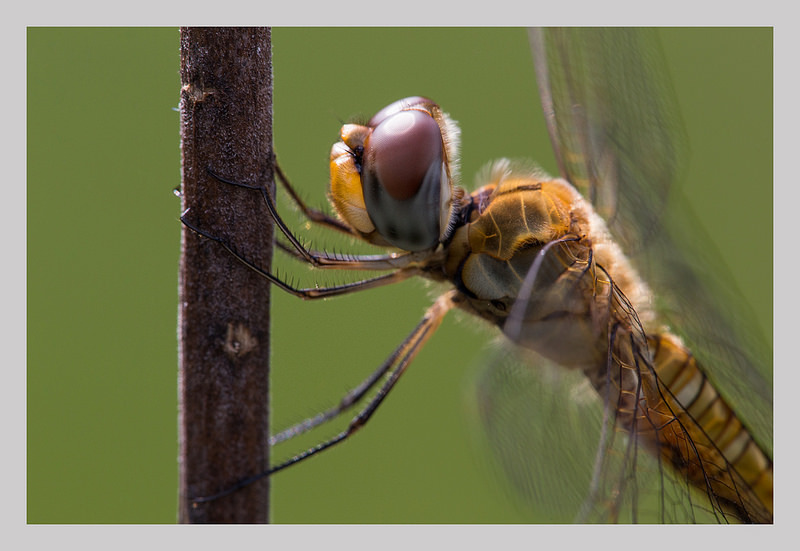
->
[472, 318, 662, 522]
[529, 27, 772, 458]
[470, 28, 771, 523]
[471, 345, 609, 523]
[529, 27, 687, 255]
[470, 233, 720, 523]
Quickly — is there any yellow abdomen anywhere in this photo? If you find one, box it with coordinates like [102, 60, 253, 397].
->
[642, 332, 773, 523]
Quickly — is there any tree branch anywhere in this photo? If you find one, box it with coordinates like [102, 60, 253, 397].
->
[178, 27, 273, 524]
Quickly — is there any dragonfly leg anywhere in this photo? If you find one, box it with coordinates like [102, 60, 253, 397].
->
[205, 166, 430, 271]
[273, 158, 355, 236]
[207, 166, 342, 268]
[191, 289, 462, 504]
[181, 212, 416, 299]
[270, 343, 400, 446]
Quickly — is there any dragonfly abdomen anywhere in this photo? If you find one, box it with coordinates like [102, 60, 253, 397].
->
[641, 332, 773, 523]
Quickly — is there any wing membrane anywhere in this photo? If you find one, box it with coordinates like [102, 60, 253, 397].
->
[472, 28, 772, 523]
[473, 347, 605, 522]
[530, 27, 688, 255]
[529, 27, 771, 456]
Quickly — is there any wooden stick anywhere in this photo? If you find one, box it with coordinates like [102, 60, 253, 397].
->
[178, 27, 273, 524]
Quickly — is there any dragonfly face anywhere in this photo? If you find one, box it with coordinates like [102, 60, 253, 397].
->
[328, 96, 459, 252]
[185, 28, 772, 523]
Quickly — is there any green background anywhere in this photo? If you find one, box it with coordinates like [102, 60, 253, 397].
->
[27, 27, 772, 523]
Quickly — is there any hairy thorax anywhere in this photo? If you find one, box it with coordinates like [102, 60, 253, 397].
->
[441, 161, 653, 370]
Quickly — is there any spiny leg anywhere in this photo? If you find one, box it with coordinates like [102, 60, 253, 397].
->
[192, 290, 462, 504]
[270, 343, 402, 446]
[273, 159, 355, 236]
[181, 213, 416, 299]
[188, 163, 455, 501]
[205, 167, 429, 271]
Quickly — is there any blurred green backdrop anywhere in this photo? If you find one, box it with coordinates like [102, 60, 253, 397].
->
[27, 27, 772, 523]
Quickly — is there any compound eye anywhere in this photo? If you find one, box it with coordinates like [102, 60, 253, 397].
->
[368, 96, 436, 127]
[359, 106, 446, 252]
[365, 109, 443, 201]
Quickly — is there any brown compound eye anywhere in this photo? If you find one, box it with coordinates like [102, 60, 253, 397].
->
[365, 109, 443, 201]
[368, 96, 437, 127]
[359, 106, 446, 252]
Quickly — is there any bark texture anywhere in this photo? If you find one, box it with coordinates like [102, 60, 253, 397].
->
[178, 27, 273, 524]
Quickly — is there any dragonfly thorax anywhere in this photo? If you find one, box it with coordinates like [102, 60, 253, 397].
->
[442, 160, 651, 370]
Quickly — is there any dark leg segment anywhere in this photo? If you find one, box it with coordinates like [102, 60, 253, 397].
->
[191, 290, 461, 504]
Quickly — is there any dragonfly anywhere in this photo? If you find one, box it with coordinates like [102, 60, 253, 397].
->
[182, 28, 773, 523]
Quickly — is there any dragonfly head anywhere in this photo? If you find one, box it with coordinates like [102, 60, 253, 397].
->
[328, 96, 460, 252]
